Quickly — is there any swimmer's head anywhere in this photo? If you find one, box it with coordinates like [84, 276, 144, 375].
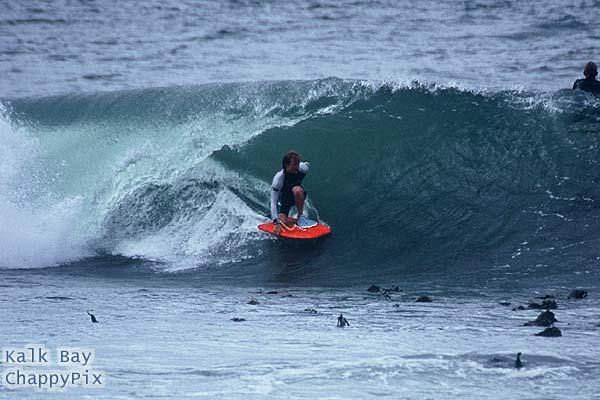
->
[583, 62, 598, 79]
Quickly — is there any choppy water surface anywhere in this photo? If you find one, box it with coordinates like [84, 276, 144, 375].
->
[1, 269, 599, 399]
[1, 0, 599, 97]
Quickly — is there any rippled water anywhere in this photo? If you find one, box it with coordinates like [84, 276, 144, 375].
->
[1, 269, 599, 399]
[1, 0, 598, 97]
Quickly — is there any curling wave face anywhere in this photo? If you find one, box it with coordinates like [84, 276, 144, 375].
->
[1, 79, 600, 286]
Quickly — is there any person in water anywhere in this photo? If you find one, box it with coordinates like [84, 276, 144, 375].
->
[270, 150, 310, 231]
[572, 61, 600, 94]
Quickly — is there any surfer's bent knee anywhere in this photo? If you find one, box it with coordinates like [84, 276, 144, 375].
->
[292, 186, 305, 198]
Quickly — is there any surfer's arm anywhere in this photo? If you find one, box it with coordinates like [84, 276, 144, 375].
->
[299, 161, 309, 174]
[270, 171, 284, 220]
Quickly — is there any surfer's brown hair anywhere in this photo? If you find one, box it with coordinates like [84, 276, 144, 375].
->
[282, 150, 300, 169]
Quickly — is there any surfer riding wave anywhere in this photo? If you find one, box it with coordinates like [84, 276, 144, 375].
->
[270, 151, 310, 234]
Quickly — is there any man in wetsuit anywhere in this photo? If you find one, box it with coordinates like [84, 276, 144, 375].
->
[573, 61, 600, 95]
[270, 150, 310, 232]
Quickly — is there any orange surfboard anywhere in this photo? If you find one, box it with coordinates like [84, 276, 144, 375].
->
[258, 218, 331, 240]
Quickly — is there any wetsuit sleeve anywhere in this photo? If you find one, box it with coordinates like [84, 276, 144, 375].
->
[573, 80, 579, 90]
[270, 170, 284, 219]
[299, 161, 310, 174]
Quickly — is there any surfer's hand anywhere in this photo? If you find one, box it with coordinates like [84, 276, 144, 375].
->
[273, 223, 282, 235]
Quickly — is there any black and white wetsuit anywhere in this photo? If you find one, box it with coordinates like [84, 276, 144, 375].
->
[270, 161, 310, 219]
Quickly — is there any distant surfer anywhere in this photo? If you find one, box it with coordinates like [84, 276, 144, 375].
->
[337, 313, 350, 327]
[270, 151, 310, 234]
[573, 62, 600, 95]
[87, 311, 99, 323]
[514, 352, 523, 369]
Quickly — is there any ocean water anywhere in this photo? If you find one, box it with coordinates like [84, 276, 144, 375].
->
[1, 1, 600, 398]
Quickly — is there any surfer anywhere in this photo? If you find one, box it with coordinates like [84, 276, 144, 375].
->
[514, 352, 523, 369]
[270, 150, 310, 233]
[337, 313, 350, 327]
[572, 62, 600, 95]
[87, 311, 99, 323]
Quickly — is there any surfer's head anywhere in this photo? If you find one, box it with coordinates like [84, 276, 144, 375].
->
[283, 151, 301, 173]
[583, 61, 598, 79]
